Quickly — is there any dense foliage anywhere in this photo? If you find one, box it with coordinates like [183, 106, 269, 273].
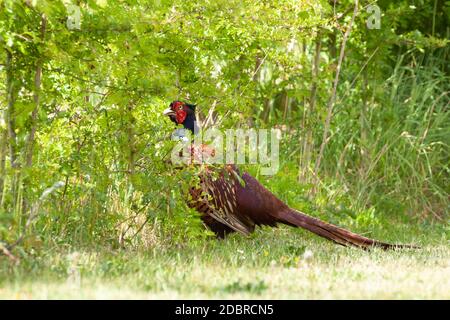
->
[0, 0, 448, 259]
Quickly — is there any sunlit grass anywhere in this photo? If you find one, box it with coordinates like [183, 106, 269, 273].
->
[1, 226, 448, 299]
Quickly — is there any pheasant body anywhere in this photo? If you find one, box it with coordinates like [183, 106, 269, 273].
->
[189, 164, 277, 237]
[187, 161, 408, 249]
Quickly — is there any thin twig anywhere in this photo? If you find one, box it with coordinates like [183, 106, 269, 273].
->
[0, 242, 19, 264]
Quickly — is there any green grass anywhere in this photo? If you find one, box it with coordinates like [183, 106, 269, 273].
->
[1, 223, 448, 299]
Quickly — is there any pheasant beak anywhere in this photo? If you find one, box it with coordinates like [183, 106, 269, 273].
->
[163, 108, 175, 117]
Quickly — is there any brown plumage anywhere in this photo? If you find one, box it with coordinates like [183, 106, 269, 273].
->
[164, 101, 417, 250]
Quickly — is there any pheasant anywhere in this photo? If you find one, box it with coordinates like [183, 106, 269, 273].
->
[163, 101, 415, 250]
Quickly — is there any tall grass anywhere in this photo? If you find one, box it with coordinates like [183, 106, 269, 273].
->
[319, 52, 449, 221]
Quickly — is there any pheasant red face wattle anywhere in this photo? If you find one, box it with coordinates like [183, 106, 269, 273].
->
[171, 101, 187, 124]
[175, 109, 187, 124]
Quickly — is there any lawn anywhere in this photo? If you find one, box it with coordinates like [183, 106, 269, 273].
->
[1, 224, 448, 299]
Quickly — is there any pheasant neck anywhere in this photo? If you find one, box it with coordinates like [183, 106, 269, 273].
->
[182, 114, 199, 135]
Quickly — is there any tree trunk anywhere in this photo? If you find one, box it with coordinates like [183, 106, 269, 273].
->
[359, 68, 369, 177]
[6, 50, 18, 170]
[313, 0, 359, 194]
[328, 31, 337, 62]
[262, 98, 271, 123]
[252, 54, 263, 126]
[0, 129, 7, 206]
[22, 14, 46, 214]
[25, 14, 46, 168]
[305, 38, 322, 183]
[126, 103, 136, 179]
[5, 49, 21, 212]
[282, 92, 290, 122]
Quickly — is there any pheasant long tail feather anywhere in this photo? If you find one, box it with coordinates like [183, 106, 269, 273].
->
[279, 208, 417, 250]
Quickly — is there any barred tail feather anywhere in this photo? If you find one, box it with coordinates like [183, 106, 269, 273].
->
[279, 209, 418, 250]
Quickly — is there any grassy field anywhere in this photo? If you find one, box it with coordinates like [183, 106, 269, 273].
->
[1, 223, 448, 299]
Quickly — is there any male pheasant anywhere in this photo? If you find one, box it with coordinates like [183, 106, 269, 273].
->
[163, 101, 415, 250]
